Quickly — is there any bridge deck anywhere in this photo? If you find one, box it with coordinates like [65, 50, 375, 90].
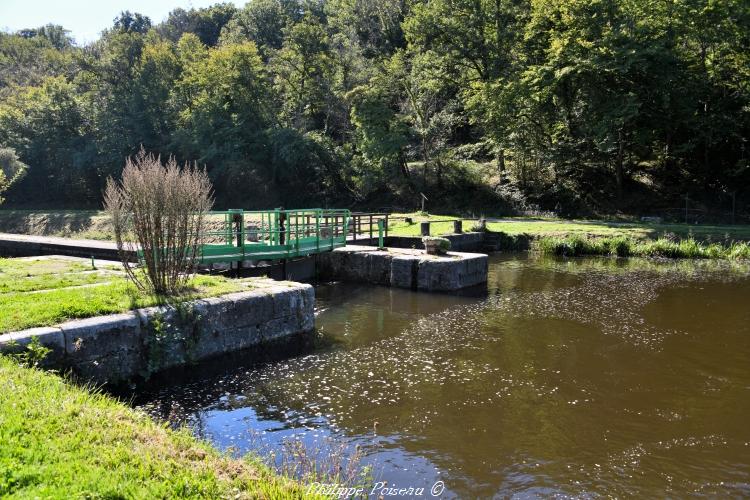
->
[196, 208, 353, 264]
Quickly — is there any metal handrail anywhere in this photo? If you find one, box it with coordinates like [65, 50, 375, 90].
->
[349, 212, 389, 241]
[197, 208, 351, 264]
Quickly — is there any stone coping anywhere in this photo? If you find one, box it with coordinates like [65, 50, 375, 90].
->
[0, 278, 314, 383]
[318, 245, 488, 291]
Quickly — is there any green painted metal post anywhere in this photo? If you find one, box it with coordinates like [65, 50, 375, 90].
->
[316, 209, 320, 252]
[274, 208, 280, 245]
[378, 219, 384, 249]
[278, 207, 286, 246]
[295, 210, 299, 251]
[224, 212, 232, 245]
[230, 209, 244, 274]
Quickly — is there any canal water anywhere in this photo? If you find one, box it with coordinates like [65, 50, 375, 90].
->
[130, 254, 750, 497]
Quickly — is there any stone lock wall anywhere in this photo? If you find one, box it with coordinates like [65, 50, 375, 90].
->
[0, 279, 314, 383]
[317, 246, 488, 291]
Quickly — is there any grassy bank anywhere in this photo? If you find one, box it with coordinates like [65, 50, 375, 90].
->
[533, 235, 750, 260]
[0, 257, 249, 333]
[387, 212, 750, 241]
[386, 212, 750, 260]
[0, 356, 312, 498]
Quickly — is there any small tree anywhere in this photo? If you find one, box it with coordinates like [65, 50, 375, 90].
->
[0, 148, 27, 205]
[104, 148, 213, 295]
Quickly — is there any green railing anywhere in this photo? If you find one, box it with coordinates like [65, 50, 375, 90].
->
[197, 208, 350, 264]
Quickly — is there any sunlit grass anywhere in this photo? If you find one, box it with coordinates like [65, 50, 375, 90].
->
[387, 213, 459, 236]
[0, 256, 95, 276]
[386, 212, 750, 242]
[0, 257, 248, 333]
[0, 357, 315, 498]
[0, 257, 125, 293]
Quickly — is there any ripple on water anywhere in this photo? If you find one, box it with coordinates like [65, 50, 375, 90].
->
[132, 255, 750, 497]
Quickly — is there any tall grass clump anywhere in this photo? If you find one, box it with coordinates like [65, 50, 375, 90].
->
[533, 235, 750, 260]
[727, 241, 750, 260]
[639, 238, 685, 258]
[534, 234, 602, 256]
[601, 235, 634, 257]
[104, 148, 213, 295]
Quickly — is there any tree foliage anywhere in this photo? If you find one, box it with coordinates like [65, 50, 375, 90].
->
[0, 0, 748, 215]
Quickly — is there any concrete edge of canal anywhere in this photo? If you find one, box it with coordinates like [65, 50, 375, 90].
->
[318, 245, 488, 291]
[0, 278, 314, 383]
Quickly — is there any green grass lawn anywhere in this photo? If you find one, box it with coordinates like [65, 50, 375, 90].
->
[387, 212, 750, 241]
[0, 257, 122, 293]
[0, 257, 249, 333]
[0, 356, 314, 498]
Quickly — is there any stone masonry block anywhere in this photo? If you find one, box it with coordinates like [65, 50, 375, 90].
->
[60, 313, 141, 361]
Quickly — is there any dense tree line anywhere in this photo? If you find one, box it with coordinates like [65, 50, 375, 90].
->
[1, 0, 749, 216]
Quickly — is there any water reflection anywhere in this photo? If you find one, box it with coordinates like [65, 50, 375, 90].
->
[130, 254, 750, 497]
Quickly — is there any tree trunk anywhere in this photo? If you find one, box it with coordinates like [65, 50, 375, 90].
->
[422, 137, 429, 189]
[398, 153, 414, 190]
[615, 129, 624, 200]
[497, 148, 505, 185]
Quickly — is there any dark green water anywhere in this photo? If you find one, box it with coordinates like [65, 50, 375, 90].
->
[132, 254, 750, 497]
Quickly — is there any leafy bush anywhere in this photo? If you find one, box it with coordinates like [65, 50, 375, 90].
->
[2, 336, 51, 368]
[104, 148, 213, 295]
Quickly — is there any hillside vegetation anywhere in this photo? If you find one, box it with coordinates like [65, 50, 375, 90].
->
[0, 1, 748, 216]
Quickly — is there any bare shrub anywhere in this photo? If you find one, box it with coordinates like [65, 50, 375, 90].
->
[104, 148, 213, 295]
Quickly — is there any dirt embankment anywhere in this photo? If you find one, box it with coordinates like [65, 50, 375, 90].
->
[0, 211, 113, 240]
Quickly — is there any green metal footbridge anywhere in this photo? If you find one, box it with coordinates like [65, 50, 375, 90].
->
[198, 208, 355, 264]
